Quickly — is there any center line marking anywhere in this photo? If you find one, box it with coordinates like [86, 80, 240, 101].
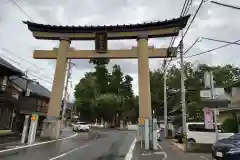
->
[124, 138, 137, 160]
[49, 144, 88, 160]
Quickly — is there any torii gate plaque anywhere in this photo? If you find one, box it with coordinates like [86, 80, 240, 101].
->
[23, 15, 190, 139]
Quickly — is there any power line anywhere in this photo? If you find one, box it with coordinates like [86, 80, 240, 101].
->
[0, 50, 53, 84]
[27, 72, 52, 84]
[1, 47, 53, 80]
[163, 37, 200, 74]
[2, 48, 42, 70]
[182, 0, 193, 16]
[0, 53, 20, 65]
[163, 0, 193, 72]
[184, 39, 240, 59]
[183, 37, 200, 55]
[9, 0, 33, 21]
[181, 0, 204, 40]
[164, 0, 202, 73]
[202, 37, 240, 46]
[210, 1, 240, 10]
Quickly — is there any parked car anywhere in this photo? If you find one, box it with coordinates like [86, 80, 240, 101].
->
[186, 122, 233, 144]
[73, 122, 90, 132]
[92, 124, 104, 128]
[212, 133, 240, 160]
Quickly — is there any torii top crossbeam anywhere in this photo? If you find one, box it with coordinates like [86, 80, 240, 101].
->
[23, 15, 190, 40]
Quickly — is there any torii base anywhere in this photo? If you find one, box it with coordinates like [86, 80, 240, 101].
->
[41, 119, 61, 140]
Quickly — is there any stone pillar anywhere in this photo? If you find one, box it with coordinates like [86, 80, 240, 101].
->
[137, 37, 152, 119]
[41, 38, 70, 139]
[137, 37, 153, 148]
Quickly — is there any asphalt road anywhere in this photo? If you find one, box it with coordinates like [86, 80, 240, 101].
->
[132, 131, 213, 160]
[0, 130, 135, 160]
[158, 139, 212, 160]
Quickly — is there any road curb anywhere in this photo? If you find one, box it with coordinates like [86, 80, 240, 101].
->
[0, 132, 78, 154]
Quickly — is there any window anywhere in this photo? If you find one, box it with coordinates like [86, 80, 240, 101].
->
[38, 100, 42, 106]
[188, 124, 223, 132]
[37, 100, 42, 112]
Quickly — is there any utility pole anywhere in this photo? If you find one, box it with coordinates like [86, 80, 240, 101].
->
[163, 60, 168, 138]
[180, 38, 187, 149]
[210, 71, 219, 141]
[61, 59, 73, 129]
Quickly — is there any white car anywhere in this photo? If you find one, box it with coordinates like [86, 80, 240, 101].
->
[92, 124, 104, 128]
[73, 122, 90, 132]
[157, 129, 161, 141]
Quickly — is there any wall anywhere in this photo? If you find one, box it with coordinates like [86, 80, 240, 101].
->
[231, 87, 240, 104]
[17, 96, 38, 113]
[127, 124, 138, 131]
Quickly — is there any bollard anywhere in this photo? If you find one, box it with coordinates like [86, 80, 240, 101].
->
[153, 118, 158, 150]
[28, 114, 39, 145]
[144, 119, 149, 149]
[21, 115, 29, 144]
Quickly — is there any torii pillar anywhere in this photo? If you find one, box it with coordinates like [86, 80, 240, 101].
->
[137, 37, 152, 120]
[41, 38, 70, 139]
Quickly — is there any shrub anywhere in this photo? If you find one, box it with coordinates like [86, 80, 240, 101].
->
[222, 118, 238, 133]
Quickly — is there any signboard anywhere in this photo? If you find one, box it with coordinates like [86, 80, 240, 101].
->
[31, 115, 37, 121]
[31, 114, 38, 121]
[201, 99, 230, 108]
[95, 32, 108, 53]
[138, 118, 144, 125]
[203, 107, 214, 129]
[200, 90, 211, 98]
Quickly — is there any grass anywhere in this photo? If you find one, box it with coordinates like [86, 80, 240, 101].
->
[0, 130, 13, 136]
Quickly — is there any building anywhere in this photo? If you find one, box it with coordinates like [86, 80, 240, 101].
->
[10, 76, 51, 133]
[218, 87, 240, 128]
[0, 57, 24, 131]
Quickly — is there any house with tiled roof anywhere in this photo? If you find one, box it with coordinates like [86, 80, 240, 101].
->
[9, 76, 51, 133]
[0, 57, 24, 131]
[0, 56, 53, 134]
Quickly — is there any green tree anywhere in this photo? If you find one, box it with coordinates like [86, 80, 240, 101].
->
[149, 69, 164, 118]
[74, 58, 136, 124]
[74, 72, 97, 121]
[90, 58, 110, 94]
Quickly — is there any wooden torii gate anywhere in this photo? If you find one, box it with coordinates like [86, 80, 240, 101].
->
[24, 15, 190, 139]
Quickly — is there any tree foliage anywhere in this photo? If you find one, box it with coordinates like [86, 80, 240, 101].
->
[150, 62, 240, 121]
[75, 58, 240, 124]
[74, 58, 137, 124]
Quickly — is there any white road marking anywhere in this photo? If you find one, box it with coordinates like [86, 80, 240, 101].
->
[157, 143, 168, 160]
[49, 144, 88, 160]
[0, 133, 78, 153]
[157, 144, 163, 150]
[141, 152, 152, 155]
[154, 152, 168, 160]
[199, 156, 210, 160]
[124, 138, 137, 160]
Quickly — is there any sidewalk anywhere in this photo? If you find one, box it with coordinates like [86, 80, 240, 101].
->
[0, 131, 21, 150]
[0, 127, 76, 150]
[132, 141, 167, 160]
[131, 139, 213, 160]
[159, 139, 212, 160]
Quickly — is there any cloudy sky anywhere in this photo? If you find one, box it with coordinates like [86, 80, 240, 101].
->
[0, 0, 239, 102]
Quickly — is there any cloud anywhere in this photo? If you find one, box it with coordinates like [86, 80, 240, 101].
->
[0, 0, 239, 102]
